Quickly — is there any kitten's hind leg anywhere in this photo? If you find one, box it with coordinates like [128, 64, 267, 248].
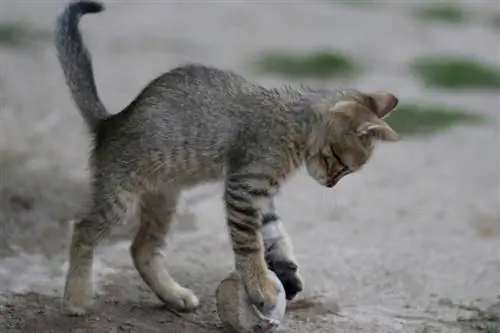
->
[131, 190, 199, 312]
[63, 185, 134, 316]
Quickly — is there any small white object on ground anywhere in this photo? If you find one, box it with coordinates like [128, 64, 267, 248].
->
[216, 270, 287, 333]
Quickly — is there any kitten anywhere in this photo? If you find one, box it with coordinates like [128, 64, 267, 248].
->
[55, 0, 400, 316]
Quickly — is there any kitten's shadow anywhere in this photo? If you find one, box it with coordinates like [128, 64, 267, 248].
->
[0, 151, 89, 258]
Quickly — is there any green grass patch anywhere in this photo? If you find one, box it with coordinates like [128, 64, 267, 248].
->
[412, 57, 500, 89]
[255, 50, 356, 79]
[0, 22, 50, 47]
[0, 23, 27, 46]
[415, 4, 467, 24]
[386, 103, 484, 135]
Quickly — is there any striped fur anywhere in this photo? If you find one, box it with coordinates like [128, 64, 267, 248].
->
[55, 1, 401, 316]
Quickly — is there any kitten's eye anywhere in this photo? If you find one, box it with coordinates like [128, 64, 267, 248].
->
[358, 133, 369, 141]
[358, 133, 372, 147]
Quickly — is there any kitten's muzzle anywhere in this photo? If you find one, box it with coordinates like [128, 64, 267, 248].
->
[325, 178, 339, 188]
[326, 167, 350, 188]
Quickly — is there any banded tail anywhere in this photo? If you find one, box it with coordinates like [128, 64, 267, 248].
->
[55, 0, 108, 131]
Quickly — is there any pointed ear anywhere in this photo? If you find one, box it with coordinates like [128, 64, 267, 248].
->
[366, 92, 399, 119]
[331, 101, 401, 142]
[359, 122, 400, 142]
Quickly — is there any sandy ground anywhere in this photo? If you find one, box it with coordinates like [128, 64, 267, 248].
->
[0, 1, 499, 332]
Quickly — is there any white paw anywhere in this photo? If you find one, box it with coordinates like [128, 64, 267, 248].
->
[159, 286, 200, 312]
[61, 296, 95, 316]
[61, 279, 96, 316]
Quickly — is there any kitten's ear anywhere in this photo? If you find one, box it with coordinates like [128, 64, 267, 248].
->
[358, 122, 400, 142]
[332, 101, 400, 142]
[366, 92, 399, 119]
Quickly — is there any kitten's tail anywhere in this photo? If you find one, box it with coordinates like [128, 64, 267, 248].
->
[55, 0, 108, 131]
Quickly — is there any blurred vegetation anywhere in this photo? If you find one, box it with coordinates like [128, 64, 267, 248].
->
[414, 4, 500, 31]
[0, 22, 50, 47]
[415, 4, 467, 24]
[412, 57, 500, 89]
[386, 104, 484, 135]
[0, 23, 26, 46]
[255, 50, 356, 79]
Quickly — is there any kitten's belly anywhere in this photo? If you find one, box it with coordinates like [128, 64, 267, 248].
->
[165, 160, 226, 187]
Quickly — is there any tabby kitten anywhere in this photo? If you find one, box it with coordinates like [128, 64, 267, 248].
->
[55, 1, 401, 316]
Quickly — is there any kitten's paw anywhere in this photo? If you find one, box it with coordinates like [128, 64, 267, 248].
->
[158, 286, 200, 312]
[61, 279, 96, 316]
[61, 294, 95, 316]
[267, 259, 304, 300]
[243, 274, 278, 314]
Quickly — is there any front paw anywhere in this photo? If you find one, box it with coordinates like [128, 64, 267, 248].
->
[242, 273, 278, 314]
[267, 259, 304, 301]
[61, 288, 96, 316]
[61, 274, 96, 316]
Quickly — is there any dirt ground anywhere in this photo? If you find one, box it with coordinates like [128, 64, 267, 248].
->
[0, 1, 499, 332]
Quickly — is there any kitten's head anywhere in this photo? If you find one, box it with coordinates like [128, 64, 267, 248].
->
[305, 89, 399, 187]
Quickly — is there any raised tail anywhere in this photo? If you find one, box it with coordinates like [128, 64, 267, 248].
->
[55, 0, 108, 131]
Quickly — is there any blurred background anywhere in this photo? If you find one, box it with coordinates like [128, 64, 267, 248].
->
[0, 1, 499, 332]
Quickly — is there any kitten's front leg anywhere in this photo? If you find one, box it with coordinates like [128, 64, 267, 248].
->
[224, 176, 279, 313]
[260, 202, 304, 301]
